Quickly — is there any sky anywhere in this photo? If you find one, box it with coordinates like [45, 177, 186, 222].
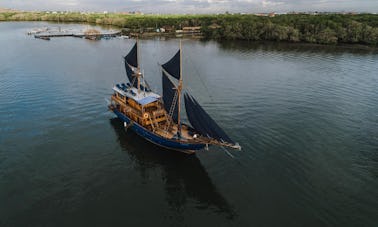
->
[1, 0, 378, 14]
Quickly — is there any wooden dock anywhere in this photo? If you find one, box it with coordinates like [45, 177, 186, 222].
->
[34, 31, 121, 39]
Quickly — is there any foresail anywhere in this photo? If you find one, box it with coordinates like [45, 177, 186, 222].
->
[125, 43, 138, 68]
[124, 43, 138, 88]
[162, 71, 178, 123]
[184, 93, 234, 144]
[162, 50, 181, 80]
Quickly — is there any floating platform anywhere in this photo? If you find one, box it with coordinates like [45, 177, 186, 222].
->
[34, 30, 121, 39]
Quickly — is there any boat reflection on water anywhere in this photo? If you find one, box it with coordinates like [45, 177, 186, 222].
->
[109, 118, 235, 219]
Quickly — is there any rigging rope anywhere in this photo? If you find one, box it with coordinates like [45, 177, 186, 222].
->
[186, 49, 241, 157]
[185, 54, 214, 102]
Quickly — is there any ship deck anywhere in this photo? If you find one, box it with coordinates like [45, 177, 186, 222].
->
[111, 84, 199, 143]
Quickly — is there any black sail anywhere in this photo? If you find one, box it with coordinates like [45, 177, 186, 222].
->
[125, 43, 138, 68]
[124, 61, 137, 87]
[124, 43, 138, 88]
[184, 93, 234, 144]
[162, 50, 181, 80]
[162, 71, 178, 123]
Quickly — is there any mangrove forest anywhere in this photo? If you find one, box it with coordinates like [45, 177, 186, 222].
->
[1, 11, 378, 45]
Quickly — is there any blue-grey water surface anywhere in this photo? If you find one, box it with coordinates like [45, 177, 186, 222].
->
[1, 22, 378, 226]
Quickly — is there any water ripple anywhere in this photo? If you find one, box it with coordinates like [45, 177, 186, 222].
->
[1, 25, 378, 226]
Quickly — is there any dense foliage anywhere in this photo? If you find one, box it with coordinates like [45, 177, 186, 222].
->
[1, 12, 378, 45]
[207, 14, 378, 45]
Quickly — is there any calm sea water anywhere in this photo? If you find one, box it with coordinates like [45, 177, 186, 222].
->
[1, 22, 377, 226]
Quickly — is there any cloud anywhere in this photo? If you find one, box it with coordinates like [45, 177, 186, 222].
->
[262, 0, 284, 8]
[1, 0, 377, 13]
[62, 0, 79, 6]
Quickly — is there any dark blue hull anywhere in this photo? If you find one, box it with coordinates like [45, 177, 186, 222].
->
[112, 109, 206, 153]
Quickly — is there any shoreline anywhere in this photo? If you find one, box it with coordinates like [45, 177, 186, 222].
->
[1, 12, 377, 47]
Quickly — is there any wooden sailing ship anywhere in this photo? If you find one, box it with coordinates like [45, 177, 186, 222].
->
[109, 41, 241, 154]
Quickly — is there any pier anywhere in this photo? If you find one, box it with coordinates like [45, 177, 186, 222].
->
[33, 30, 121, 40]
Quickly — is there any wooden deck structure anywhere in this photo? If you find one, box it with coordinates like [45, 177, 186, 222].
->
[111, 92, 195, 141]
[34, 31, 121, 39]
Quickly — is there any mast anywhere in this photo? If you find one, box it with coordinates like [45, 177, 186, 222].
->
[161, 42, 183, 137]
[177, 40, 183, 138]
[137, 38, 141, 94]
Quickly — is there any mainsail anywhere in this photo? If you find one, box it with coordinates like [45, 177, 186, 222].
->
[162, 71, 178, 123]
[162, 50, 181, 80]
[161, 50, 182, 123]
[124, 43, 138, 87]
[161, 46, 236, 147]
[184, 93, 234, 144]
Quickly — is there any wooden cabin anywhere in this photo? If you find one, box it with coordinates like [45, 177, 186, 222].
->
[111, 84, 172, 133]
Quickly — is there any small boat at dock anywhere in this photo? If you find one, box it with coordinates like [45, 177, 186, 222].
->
[109, 41, 241, 154]
[35, 36, 50, 41]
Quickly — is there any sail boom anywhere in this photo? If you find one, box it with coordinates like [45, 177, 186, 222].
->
[196, 137, 241, 150]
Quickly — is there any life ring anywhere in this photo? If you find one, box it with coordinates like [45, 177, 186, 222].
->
[143, 113, 149, 118]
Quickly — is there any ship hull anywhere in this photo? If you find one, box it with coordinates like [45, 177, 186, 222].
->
[112, 109, 206, 154]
